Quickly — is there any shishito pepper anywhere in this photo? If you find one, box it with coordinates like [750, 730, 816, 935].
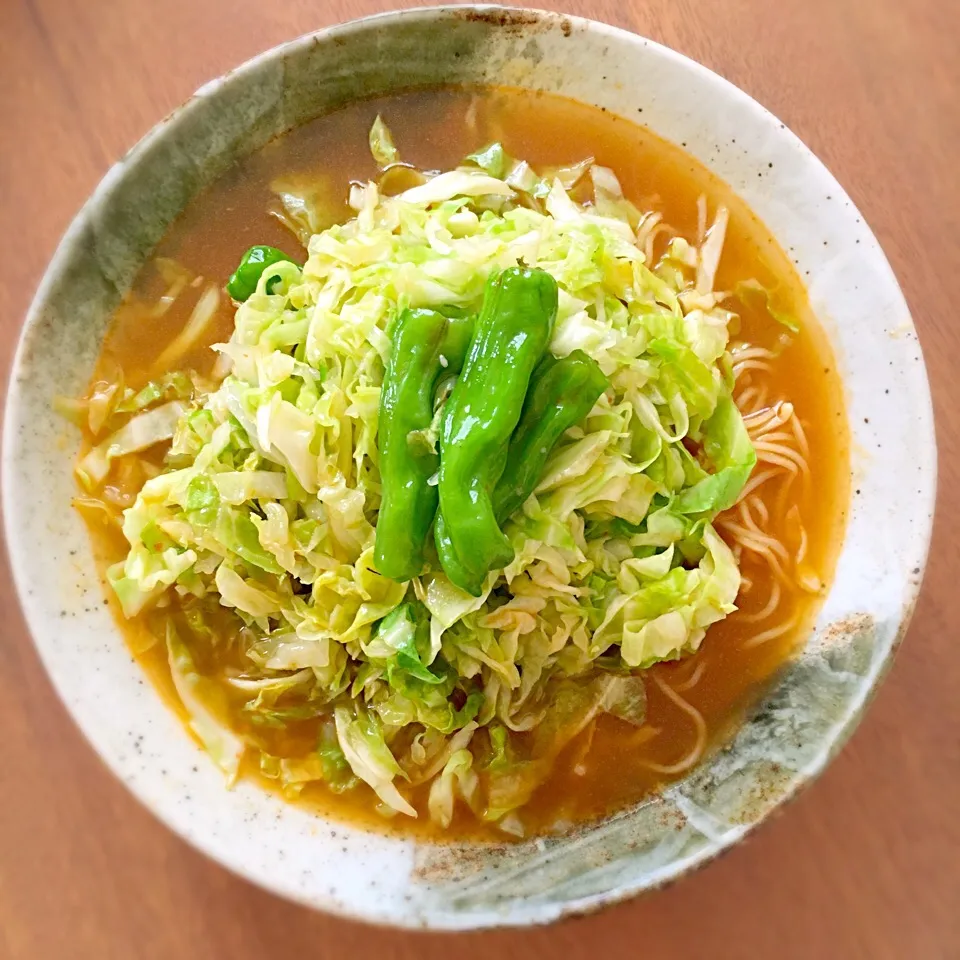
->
[435, 267, 559, 595]
[226, 245, 297, 302]
[492, 349, 608, 522]
[374, 308, 473, 581]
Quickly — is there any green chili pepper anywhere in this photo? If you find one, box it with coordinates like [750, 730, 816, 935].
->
[226, 245, 297, 302]
[493, 350, 608, 522]
[374, 308, 474, 582]
[435, 267, 559, 595]
[434, 511, 483, 593]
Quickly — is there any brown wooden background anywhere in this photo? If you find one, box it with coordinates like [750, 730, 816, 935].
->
[1, 1, 957, 957]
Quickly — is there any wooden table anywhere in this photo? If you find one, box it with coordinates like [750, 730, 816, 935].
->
[2, 1, 957, 956]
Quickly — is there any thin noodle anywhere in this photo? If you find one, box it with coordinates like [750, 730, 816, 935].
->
[797, 570, 823, 594]
[738, 495, 771, 532]
[754, 447, 804, 478]
[750, 495, 770, 527]
[792, 415, 811, 459]
[735, 381, 770, 412]
[738, 500, 789, 560]
[627, 725, 662, 749]
[735, 386, 763, 412]
[735, 498, 762, 537]
[774, 469, 799, 520]
[796, 521, 809, 566]
[762, 549, 795, 588]
[640, 675, 708, 775]
[756, 429, 800, 446]
[737, 467, 784, 501]
[733, 359, 775, 377]
[673, 658, 707, 692]
[785, 505, 809, 566]
[738, 579, 781, 623]
[743, 613, 800, 649]
[722, 518, 789, 562]
[742, 404, 770, 421]
[725, 344, 819, 606]
[716, 520, 794, 586]
[744, 405, 790, 430]
[730, 346, 777, 364]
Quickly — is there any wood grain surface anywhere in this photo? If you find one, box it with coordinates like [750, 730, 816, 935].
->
[1, 1, 957, 957]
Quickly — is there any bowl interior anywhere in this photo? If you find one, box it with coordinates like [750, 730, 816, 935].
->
[2, 6, 935, 930]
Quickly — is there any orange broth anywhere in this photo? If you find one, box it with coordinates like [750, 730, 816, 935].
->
[80, 87, 849, 840]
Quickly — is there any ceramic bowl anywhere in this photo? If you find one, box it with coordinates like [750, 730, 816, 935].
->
[2, 5, 936, 929]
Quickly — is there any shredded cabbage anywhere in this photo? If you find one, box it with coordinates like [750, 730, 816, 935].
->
[93, 123, 757, 831]
[166, 623, 245, 784]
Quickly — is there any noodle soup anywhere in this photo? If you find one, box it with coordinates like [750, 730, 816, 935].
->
[70, 86, 848, 840]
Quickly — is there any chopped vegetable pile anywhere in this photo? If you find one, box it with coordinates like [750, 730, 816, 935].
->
[76, 117, 760, 831]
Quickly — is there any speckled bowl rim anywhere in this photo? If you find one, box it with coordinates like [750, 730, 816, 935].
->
[2, 5, 937, 930]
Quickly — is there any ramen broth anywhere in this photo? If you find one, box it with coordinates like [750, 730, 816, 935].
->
[80, 87, 848, 840]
